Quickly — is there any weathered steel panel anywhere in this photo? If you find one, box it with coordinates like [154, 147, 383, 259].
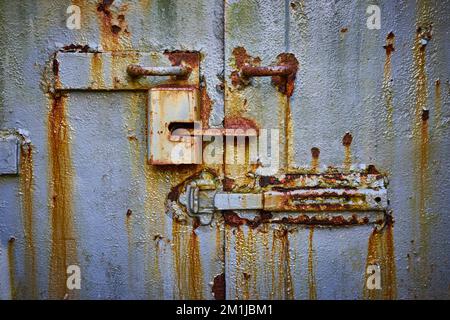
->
[0, 0, 224, 300]
[224, 0, 450, 300]
[0, 0, 449, 300]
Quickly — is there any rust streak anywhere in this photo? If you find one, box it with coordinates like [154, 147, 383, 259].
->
[125, 209, 133, 292]
[90, 53, 105, 89]
[201, 84, 212, 128]
[19, 143, 37, 298]
[187, 227, 203, 299]
[272, 53, 299, 97]
[8, 237, 16, 300]
[172, 220, 204, 299]
[364, 220, 397, 299]
[307, 227, 317, 299]
[411, 23, 432, 293]
[342, 132, 353, 171]
[383, 32, 395, 134]
[96, 0, 131, 51]
[271, 228, 294, 299]
[311, 147, 320, 173]
[434, 79, 441, 127]
[48, 94, 77, 299]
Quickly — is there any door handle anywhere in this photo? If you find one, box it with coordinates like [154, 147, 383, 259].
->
[241, 64, 296, 78]
[127, 64, 191, 78]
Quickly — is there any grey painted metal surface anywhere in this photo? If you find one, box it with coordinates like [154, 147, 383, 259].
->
[0, 0, 449, 300]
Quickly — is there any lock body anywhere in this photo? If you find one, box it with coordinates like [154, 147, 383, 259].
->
[148, 87, 201, 165]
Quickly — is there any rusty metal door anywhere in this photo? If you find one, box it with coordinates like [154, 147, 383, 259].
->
[221, 0, 449, 300]
[1, 0, 449, 300]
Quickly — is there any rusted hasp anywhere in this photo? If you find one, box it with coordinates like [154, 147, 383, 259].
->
[179, 170, 389, 226]
[214, 189, 387, 212]
[241, 65, 296, 78]
[127, 64, 191, 78]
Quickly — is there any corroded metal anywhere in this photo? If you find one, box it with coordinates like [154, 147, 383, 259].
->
[127, 64, 191, 78]
[0, 0, 448, 301]
[241, 65, 296, 77]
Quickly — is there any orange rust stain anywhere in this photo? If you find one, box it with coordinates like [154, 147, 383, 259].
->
[364, 222, 397, 299]
[125, 209, 133, 292]
[270, 228, 294, 299]
[212, 273, 226, 300]
[272, 53, 299, 97]
[19, 143, 37, 298]
[96, 0, 131, 51]
[342, 132, 353, 171]
[235, 227, 244, 299]
[230, 47, 261, 88]
[172, 220, 203, 299]
[201, 84, 212, 128]
[261, 225, 271, 295]
[307, 227, 317, 300]
[164, 51, 200, 69]
[48, 94, 77, 299]
[232, 47, 261, 70]
[434, 79, 441, 127]
[8, 237, 16, 300]
[233, 226, 259, 299]
[90, 53, 105, 89]
[224, 116, 259, 131]
[284, 97, 294, 170]
[383, 32, 395, 134]
[411, 24, 432, 292]
[188, 226, 203, 299]
[310, 147, 320, 173]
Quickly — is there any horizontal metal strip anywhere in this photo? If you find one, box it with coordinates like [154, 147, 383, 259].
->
[53, 51, 199, 90]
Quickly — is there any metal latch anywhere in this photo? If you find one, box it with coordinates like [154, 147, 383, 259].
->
[178, 169, 389, 226]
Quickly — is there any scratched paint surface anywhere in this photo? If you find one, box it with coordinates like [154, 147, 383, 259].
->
[0, 0, 449, 300]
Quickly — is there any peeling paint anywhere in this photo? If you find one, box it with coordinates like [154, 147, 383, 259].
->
[212, 273, 225, 300]
[96, 0, 132, 51]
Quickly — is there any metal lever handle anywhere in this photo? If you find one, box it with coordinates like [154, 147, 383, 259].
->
[241, 64, 296, 78]
[127, 64, 191, 78]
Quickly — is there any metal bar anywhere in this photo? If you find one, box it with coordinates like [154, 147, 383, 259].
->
[127, 64, 191, 77]
[214, 193, 263, 210]
[241, 65, 295, 77]
[263, 189, 387, 212]
[211, 188, 387, 212]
